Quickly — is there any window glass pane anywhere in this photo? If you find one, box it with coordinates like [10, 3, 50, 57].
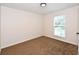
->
[54, 16, 65, 26]
[54, 26, 65, 37]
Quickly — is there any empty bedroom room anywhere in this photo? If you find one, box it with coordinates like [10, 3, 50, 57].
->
[0, 3, 79, 55]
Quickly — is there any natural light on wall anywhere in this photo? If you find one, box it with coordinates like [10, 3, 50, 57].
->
[54, 16, 65, 38]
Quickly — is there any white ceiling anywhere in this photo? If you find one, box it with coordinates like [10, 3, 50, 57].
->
[1, 3, 79, 14]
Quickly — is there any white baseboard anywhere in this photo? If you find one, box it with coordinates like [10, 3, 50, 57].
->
[44, 35, 77, 45]
[1, 35, 77, 49]
[1, 35, 42, 49]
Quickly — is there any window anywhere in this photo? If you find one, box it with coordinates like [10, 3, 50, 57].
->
[54, 16, 65, 38]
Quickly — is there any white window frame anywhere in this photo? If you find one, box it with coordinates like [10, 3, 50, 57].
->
[53, 15, 66, 38]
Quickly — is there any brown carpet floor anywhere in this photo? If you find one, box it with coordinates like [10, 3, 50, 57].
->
[1, 36, 78, 55]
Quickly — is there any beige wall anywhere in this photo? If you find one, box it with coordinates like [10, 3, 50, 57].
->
[0, 5, 1, 53]
[77, 6, 79, 32]
[1, 6, 43, 48]
[43, 6, 79, 45]
[77, 6, 79, 54]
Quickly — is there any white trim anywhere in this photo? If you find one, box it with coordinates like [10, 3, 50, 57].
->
[1, 35, 42, 49]
[44, 35, 77, 45]
[1, 35, 77, 49]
